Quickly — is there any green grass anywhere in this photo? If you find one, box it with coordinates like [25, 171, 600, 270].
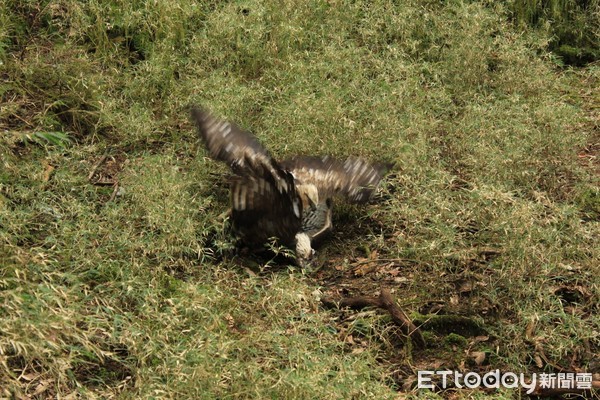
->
[1, 0, 599, 398]
[510, 0, 600, 65]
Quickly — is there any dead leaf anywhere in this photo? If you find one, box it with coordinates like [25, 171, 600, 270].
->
[33, 380, 51, 396]
[402, 375, 417, 392]
[525, 317, 537, 340]
[534, 354, 544, 368]
[385, 266, 402, 277]
[20, 373, 37, 382]
[471, 351, 486, 365]
[458, 281, 474, 294]
[63, 391, 80, 400]
[41, 159, 55, 182]
[450, 295, 459, 305]
[353, 260, 378, 276]
[550, 285, 585, 304]
[224, 314, 234, 328]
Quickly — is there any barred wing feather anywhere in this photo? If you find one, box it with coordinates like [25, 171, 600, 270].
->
[191, 106, 302, 246]
[229, 176, 302, 247]
[191, 107, 292, 195]
[281, 156, 392, 204]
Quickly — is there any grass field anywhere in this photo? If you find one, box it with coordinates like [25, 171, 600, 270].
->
[1, 1, 599, 398]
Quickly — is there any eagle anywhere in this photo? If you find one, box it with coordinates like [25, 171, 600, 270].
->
[191, 106, 391, 267]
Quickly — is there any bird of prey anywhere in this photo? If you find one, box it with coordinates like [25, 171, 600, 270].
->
[191, 106, 391, 267]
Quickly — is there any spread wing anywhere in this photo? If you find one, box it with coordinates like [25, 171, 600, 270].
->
[230, 176, 302, 246]
[190, 106, 291, 194]
[191, 106, 302, 245]
[281, 156, 392, 204]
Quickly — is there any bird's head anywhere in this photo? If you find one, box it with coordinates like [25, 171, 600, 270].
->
[297, 184, 319, 211]
[294, 232, 315, 268]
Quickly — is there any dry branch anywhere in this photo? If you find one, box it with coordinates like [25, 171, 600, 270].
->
[322, 288, 425, 348]
[108, 183, 120, 202]
[88, 154, 108, 181]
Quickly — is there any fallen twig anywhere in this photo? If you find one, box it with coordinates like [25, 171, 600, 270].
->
[322, 288, 425, 348]
[349, 258, 420, 268]
[88, 154, 108, 181]
[108, 182, 119, 202]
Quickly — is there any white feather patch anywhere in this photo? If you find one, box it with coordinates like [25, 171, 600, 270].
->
[232, 184, 241, 210]
[238, 184, 247, 210]
[221, 124, 232, 137]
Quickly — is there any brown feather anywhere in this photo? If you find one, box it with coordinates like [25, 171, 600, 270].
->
[281, 156, 392, 204]
[191, 106, 392, 261]
[191, 107, 292, 194]
[191, 107, 302, 248]
[230, 176, 302, 247]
